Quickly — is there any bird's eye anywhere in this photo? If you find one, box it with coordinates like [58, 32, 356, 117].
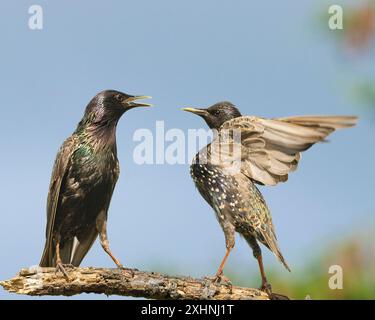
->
[116, 94, 123, 102]
[214, 110, 221, 116]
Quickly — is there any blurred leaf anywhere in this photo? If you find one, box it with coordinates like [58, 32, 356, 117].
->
[226, 227, 375, 299]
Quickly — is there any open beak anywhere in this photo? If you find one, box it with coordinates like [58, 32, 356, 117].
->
[181, 107, 208, 116]
[125, 95, 153, 108]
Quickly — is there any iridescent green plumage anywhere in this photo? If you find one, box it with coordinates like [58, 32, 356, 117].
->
[40, 90, 151, 272]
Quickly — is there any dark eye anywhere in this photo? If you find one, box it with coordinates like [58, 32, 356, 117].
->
[115, 94, 123, 102]
[214, 110, 221, 116]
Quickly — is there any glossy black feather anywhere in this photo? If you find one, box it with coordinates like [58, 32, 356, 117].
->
[40, 90, 142, 267]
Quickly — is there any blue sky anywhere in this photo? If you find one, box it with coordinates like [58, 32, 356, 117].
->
[0, 0, 374, 299]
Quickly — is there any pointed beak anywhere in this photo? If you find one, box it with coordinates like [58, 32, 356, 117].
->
[181, 107, 208, 116]
[125, 95, 153, 108]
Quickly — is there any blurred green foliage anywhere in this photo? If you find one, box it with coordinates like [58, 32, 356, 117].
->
[227, 228, 375, 299]
[354, 81, 375, 111]
[320, 0, 375, 50]
[322, 1, 375, 114]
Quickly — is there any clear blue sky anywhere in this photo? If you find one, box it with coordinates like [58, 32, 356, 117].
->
[1, 0, 374, 299]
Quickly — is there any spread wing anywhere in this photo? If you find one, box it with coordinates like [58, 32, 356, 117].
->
[39, 135, 78, 266]
[209, 115, 357, 186]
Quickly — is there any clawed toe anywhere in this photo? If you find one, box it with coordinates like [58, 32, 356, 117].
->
[213, 274, 222, 284]
[204, 273, 232, 286]
[259, 281, 290, 300]
[55, 263, 71, 280]
[216, 274, 231, 285]
[260, 281, 272, 297]
[116, 265, 136, 277]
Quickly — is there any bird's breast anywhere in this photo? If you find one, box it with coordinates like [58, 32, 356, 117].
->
[71, 145, 119, 188]
[190, 161, 272, 233]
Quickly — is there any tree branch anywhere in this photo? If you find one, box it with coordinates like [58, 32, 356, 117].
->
[0, 267, 272, 300]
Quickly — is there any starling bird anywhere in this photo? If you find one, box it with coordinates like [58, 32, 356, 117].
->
[183, 102, 357, 294]
[40, 90, 151, 275]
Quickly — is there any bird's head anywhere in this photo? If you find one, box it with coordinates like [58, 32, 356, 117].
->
[81, 90, 152, 128]
[182, 101, 242, 129]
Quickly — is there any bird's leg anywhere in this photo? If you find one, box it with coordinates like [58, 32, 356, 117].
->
[256, 253, 290, 300]
[256, 254, 272, 296]
[55, 241, 70, 280]
[214, 222, 235, 283]
[97, 215, 123, 269]
[100, 238, 123, 269]
[215, 247, 232, 281]
[246, 235, 273, 297]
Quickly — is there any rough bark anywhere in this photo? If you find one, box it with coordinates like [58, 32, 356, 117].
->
[0, 266, 273, 300]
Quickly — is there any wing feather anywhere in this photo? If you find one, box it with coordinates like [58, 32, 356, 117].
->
[210, 115, 357, 186]
[39, 135, 78, 267]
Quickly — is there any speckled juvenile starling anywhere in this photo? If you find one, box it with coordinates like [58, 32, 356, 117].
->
[183, 102, 357, 295]
[40, 90, 151, 275]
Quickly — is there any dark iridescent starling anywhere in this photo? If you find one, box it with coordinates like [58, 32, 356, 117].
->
[183, 102, 357, 295]
[40, 90, 151, 275]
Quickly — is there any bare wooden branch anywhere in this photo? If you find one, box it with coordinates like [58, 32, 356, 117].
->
[0, 267, 272, 300]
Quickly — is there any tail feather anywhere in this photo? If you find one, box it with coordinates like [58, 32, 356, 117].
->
[257, 229, 291, 272]
[271, 244, 291, 272]
[70, 230, 98, 267]
[39, 240, 54, 267]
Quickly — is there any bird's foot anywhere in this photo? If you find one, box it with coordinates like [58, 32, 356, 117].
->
[201, 274, 232, 298]
[259, 282, 289, 300]
[215, 274, 232, 286]
[117, 265, 137, 277]
[115, 260, 138, 277]
[259, 281, 272, 297]
[55, 263, 73, 281]
[205, 273, 232, 286]
[213, 269, 223, 283]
